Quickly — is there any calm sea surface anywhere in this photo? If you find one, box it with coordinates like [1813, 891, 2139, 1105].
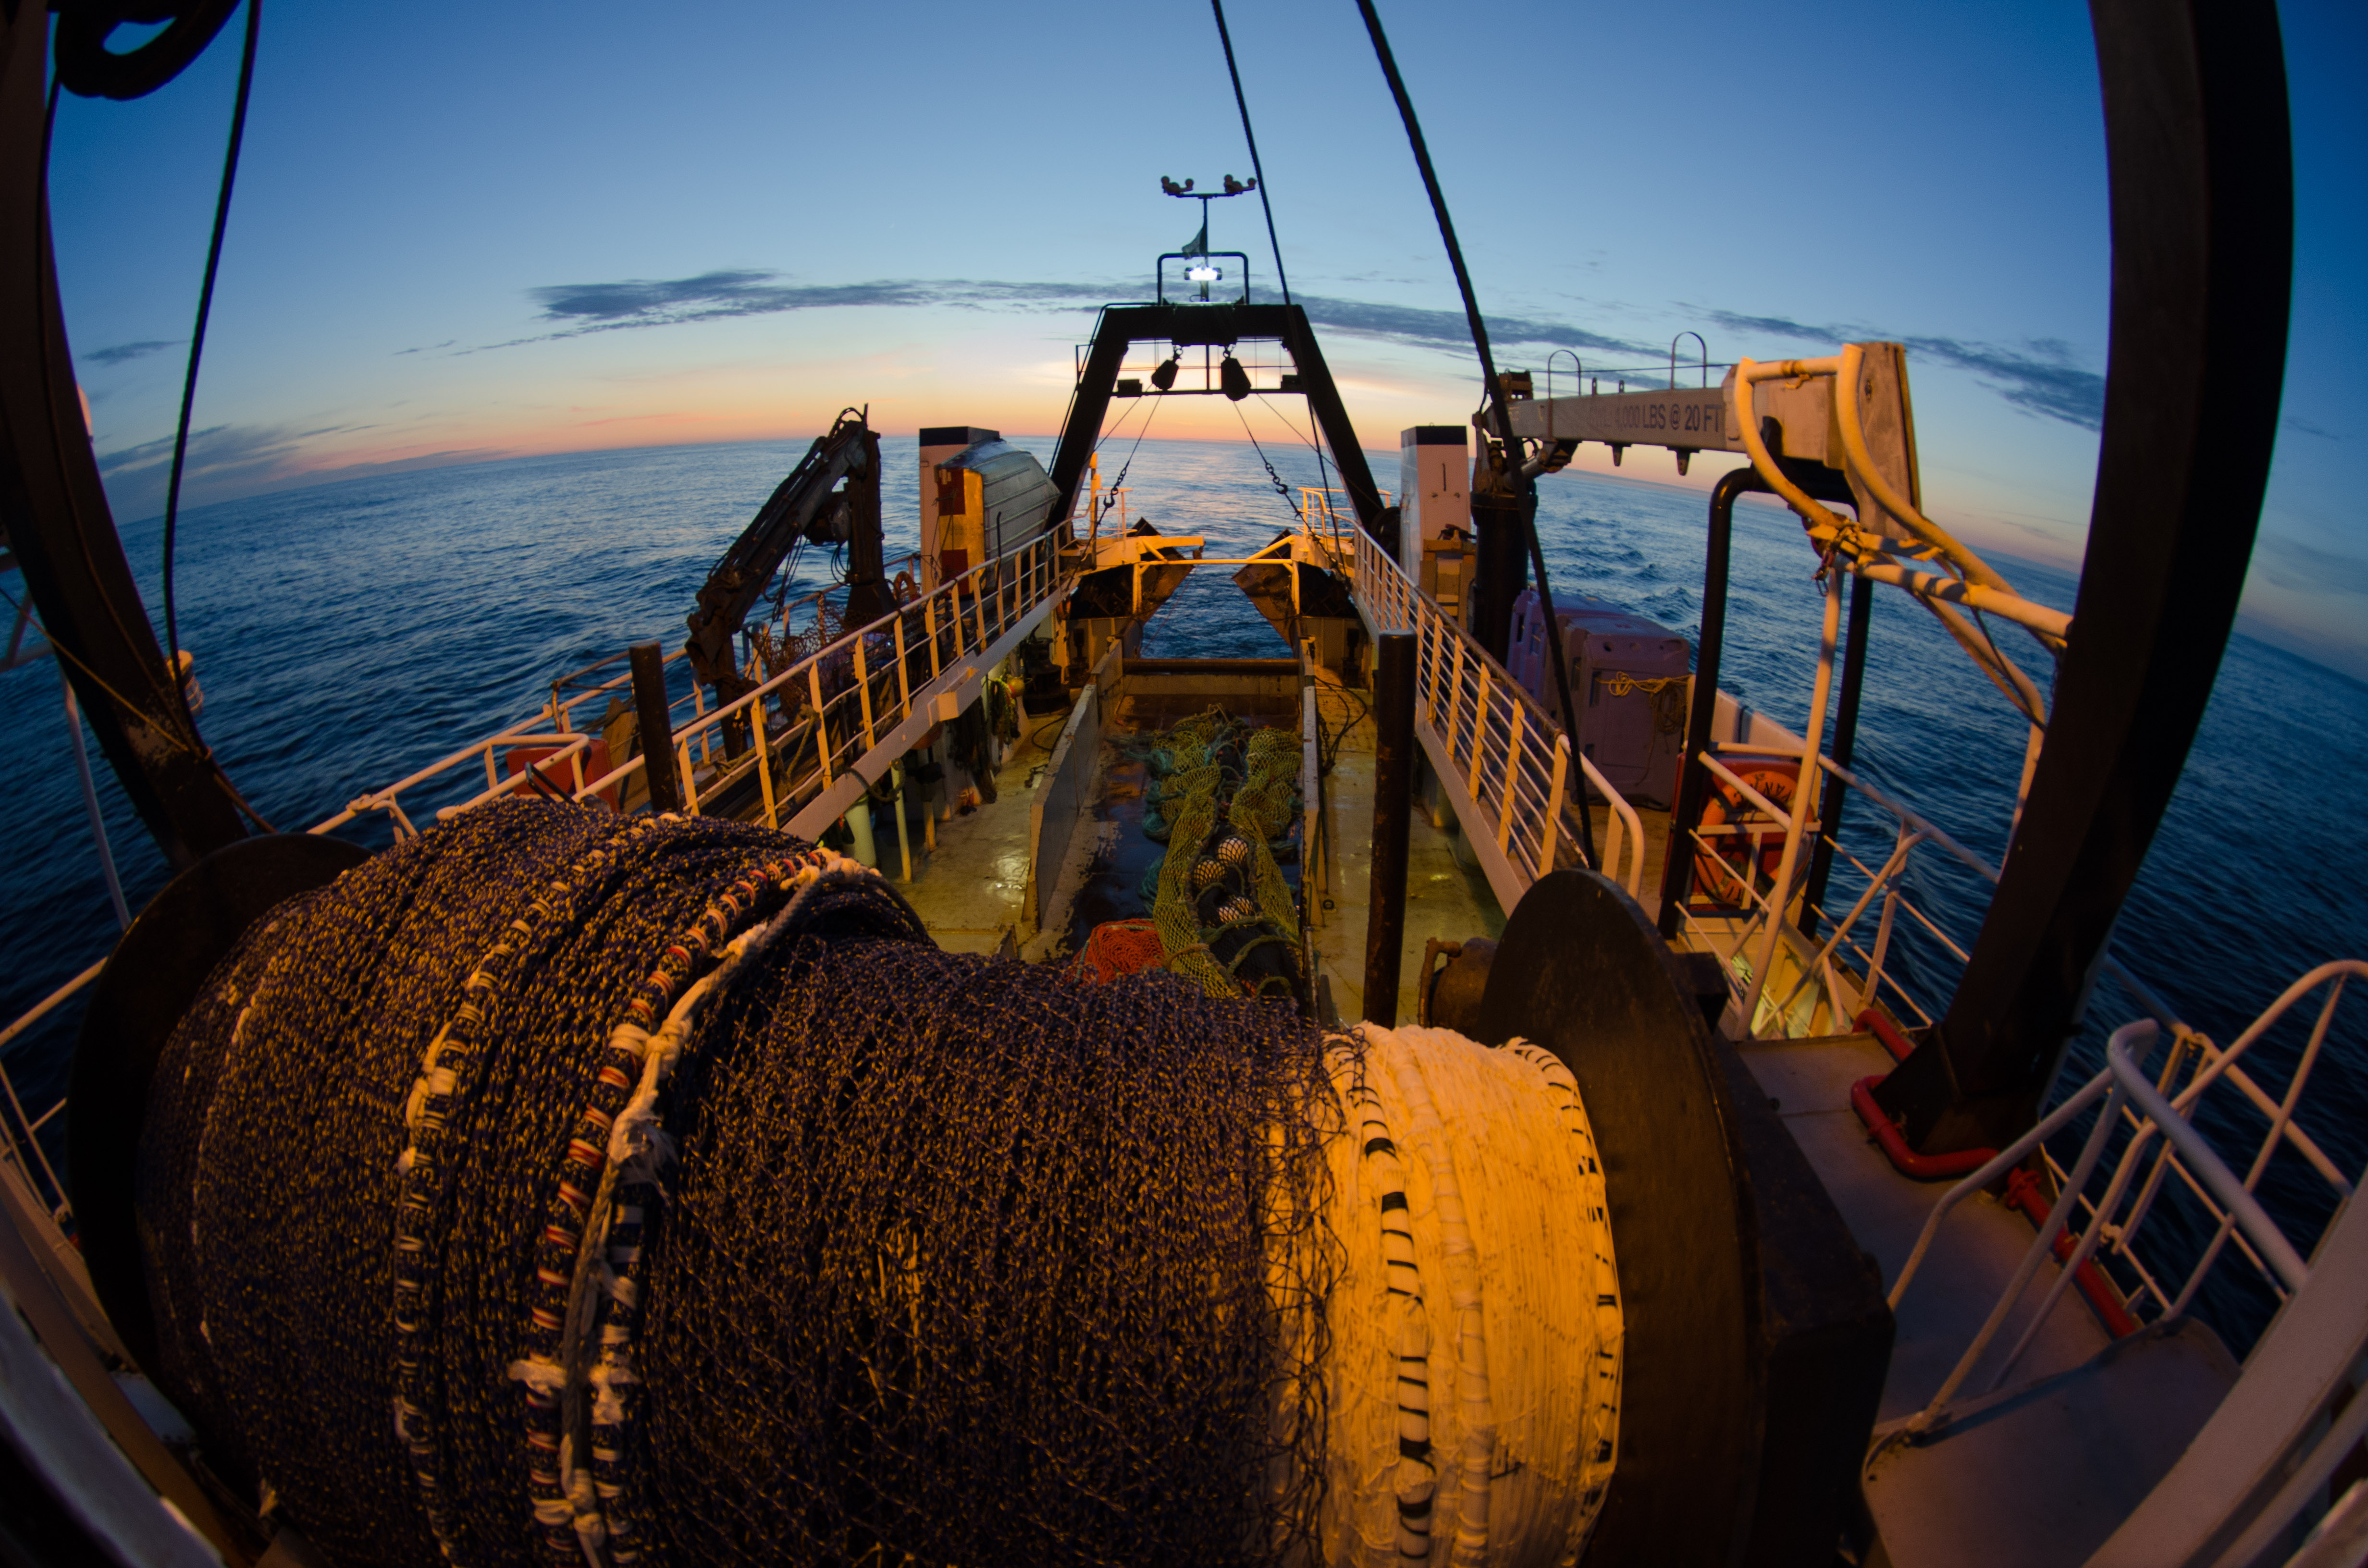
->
[4, 434, 2361, 1345]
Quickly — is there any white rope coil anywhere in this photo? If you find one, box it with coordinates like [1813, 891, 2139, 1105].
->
[1317, 1024, 1624, 1568]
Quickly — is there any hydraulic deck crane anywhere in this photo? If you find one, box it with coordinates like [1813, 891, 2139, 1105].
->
[682, 407, 890, 724]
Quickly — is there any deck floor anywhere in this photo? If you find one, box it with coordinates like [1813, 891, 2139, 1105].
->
[893, 675, 1505, 1019]
[797, 663, 2125, 1477]
[1737, 1034, 2115, 1422]
[1307, 693, 1507, 1025]
[1588, 795, 1674, 913]
[877, 701, 1070, 956]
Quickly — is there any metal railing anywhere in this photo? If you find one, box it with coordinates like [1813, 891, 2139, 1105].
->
[1667, 732, 2362, 1358]
[739, 550, 931, 667]
[1666, 742, 1997, 1039]
[1889, 961, 2364, 1429]
[318, 530, 1067, 839]
[1296, 486, 1387, 565]
[0, 961, 93, 1231]
[1342, 525, 1644, 909]
[0, 531, 1073, 1257]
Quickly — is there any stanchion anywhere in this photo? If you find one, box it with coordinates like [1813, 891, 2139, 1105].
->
[1362, 630, 1415, 1024]
[629, 640, 682, 814]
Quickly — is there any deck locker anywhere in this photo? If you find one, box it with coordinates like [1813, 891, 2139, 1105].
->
[1507, 588, 1690, 808]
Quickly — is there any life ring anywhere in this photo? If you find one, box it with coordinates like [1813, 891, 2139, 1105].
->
[892, 570, 917, 603]
[1688, 757, 1799, 907]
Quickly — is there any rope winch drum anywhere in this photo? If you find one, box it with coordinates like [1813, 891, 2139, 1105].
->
[81, 801, 1788, 1568]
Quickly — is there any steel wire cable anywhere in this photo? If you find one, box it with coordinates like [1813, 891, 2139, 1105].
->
[1209, 0, 1289, 307]
[159, 0, 262, 698]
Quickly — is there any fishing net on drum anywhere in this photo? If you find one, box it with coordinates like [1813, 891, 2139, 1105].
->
[134, 797, 1339, 1568]
[631, 936, 1336, 1566]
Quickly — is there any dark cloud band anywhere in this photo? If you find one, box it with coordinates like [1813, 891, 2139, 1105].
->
[474, 269, 1653, 359]
[463, 271, 2107, 435]
[84, 338, 181, 368]
[93, 421, 464, 523]
[1697, 307, 2105, 431]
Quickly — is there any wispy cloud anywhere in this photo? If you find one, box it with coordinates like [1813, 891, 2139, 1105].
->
[1697, 307, 2106, 430]
[2282, 414, 2338, 440]
[1295, 294, 1649, 357]
[83, 338, 180, 368]
[2251, 532, 2368, 600]
[461, 268, 2101, 434]
[459, 267, 1656, 361]
[457, 271, 1103, 351]
[93, 421, 467, 521]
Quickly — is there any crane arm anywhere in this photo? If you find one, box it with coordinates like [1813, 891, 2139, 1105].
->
[682, 407, 881, 696]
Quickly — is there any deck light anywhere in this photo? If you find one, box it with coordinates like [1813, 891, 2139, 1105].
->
[1184, 264, 1222, 284]
[1220, 353, 1251, 402]
[1151, 355, 1180, 392]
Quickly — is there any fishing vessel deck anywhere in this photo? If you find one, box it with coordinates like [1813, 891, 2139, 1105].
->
[0, 18, 2358, 1544]
[8, 451, 2360, 1566]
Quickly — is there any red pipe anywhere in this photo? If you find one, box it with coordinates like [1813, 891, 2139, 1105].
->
[1843, 1010, 2138, 1337]
[1850, 1076, 1996, 1179]
[1857, 1007, 1917, 1064]
[2003, 1169, 2142, 1339]
[1848, 1009, 1992, 1176]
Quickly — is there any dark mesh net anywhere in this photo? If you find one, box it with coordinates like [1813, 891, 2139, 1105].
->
[135, 799, 1337, 1568]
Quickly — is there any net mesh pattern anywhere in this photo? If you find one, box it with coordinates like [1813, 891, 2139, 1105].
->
[1126, 709, 1307, 1005]
[135, 798, 1340, 1568]
[1071, 916, 1170, 983]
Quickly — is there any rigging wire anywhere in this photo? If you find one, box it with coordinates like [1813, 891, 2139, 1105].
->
[1352, 0, 1510, 442]
[1231, 400, 1305, 523]
[160, 0, 262, 695]
[1101, 381, 1164, 502]
[1090, 377, 1153, 466]
[27, 55, 278, 836]
[0, 576, 278, 831]
[1256, 392, 1340, 532]
[1204, 2, 1340, 512]
[1209, 0, 1289, 307]
[1313, 683, 1368, 779]
[1355, 0, 1596, 872]
[1207, 1, 1342, 525]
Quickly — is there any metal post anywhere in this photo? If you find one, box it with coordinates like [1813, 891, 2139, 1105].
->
[629, 640, 682, 814]
[1363, 631, 1416, 1026]
[1468, 477, 1527, 662]
[1659, 468, 1767, 937]
[1801, 574, 1874, 938]
[752, 687, 777, 829]
[891, 762, 913, 882]
[61, 663, 130, 929]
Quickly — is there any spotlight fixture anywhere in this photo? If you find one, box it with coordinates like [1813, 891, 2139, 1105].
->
[1184, 264, 1222, 284]
[1219, 353, 1251, 402]
[1150, 355, 1180, 392]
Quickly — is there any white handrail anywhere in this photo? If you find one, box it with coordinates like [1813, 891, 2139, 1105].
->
[1886, 964, 2361, 1433]
[0, 960, 106, 1059]
[2107, 1022, 2308, 1291]
[1338, 523, 1644, 909]
[1889, 1061, 2133, 1432]
[1573, 741, 1645, 899]
[321, 529, 1069, 836]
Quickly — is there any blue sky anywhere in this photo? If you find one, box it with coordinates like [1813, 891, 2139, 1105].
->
[47, 0, 2367, 676]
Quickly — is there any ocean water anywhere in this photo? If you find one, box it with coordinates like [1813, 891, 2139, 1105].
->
[4, 434, 2361, 1348]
